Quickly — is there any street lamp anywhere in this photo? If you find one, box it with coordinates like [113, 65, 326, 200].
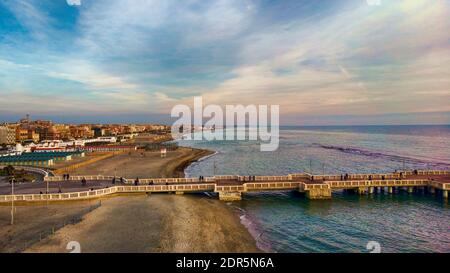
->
[11, 177, 15, 225]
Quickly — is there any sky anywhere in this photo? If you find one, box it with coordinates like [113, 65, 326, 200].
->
[0, 0, 449, 125]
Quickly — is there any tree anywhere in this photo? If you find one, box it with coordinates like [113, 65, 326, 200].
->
[4, 165, 15, 176]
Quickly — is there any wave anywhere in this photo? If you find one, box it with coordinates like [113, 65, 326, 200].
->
[226, 204, 273, 253]
[197, 150, 219, 162]
[314, 143, 450, 168]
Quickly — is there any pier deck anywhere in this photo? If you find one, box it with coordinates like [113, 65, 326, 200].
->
[0, 170, 449, 203]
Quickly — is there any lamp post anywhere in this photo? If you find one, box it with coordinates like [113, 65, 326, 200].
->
[11, 177, 15, 225]
[46, 178, 49, 207]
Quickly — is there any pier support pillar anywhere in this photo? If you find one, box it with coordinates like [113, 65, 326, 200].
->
[407, 187, 413, 194]
[369, 187, 374, 194]
[218, 191, 242, 201]
[429, 187, 436, 195]
[357, 187, 368, 195]
[306, 188, 332, 200]
[443, 190, 448, 199]
[388, 187, 393, 194]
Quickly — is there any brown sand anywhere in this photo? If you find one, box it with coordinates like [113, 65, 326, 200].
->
[67, 147, 212, 178]
[0, 201, 100, 253]
[24, 194, 260, 253]
[1, 147, 259, 253]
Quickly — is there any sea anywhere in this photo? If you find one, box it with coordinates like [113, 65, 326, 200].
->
[175, 125, 450, 253]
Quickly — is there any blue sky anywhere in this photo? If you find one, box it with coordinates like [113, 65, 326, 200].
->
[0, 0, 449, 125]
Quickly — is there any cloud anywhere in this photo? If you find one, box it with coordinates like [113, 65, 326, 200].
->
[67, 0, 82, 6]
[44, 60, 137, 90]
[0, 0, 449, 124]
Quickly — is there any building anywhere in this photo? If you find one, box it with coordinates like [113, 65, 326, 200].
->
[15, 127, 40, 143]
[0, 126, 16, 145]
[15, 127, 29, 142]
[93, 127, 106, 137]
[28, 130, 40, 143]
[69, 125, 94, 139]
[54, 124, 70, 140]
[39, 126, 61, 141]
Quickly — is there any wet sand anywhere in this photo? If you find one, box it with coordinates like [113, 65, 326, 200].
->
[67, 147, 213, 178]
[24, 194, 260, 253]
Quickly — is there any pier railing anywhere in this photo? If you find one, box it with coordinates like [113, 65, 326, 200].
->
[325, 179, 430, 189]
[0, 183, 217, 203]
[44, 175, 121, 182]
[3, 169, 448, 203]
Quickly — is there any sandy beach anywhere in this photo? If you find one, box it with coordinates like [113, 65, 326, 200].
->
[0, 201, 100, 253]
[67, 147, 213, 178]
[24, 194, 260, 253]
[0, 146, 260, 253]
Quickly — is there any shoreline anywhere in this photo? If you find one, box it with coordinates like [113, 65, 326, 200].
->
[173, 148, 215, 178]
[23, 194, 261, 253]
[175, 146, 267, 253]
[1, 145, 261, 253]
[64, 146, 214, 179]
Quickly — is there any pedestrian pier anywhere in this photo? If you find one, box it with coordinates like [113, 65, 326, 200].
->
[0, 170, 449, 203]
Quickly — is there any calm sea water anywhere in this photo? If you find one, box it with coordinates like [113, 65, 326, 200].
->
[175, 125, 450, 253]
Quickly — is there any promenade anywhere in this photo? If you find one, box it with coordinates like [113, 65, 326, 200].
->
[0, 170, 449, 203]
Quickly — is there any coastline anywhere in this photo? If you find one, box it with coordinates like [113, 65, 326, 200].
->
[24, 195, 261, 253]
[1, 146, 261, 253]
[65, 146, 214, 179]
[172, 148, 215, 178]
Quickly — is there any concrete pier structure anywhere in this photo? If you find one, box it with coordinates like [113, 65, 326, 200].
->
[1, 170, 449, 203]
[429, 187, 436, 195]
[306, 188, 332, 199]
[218, 191, 242, 201]
[357, 187, 367, 195]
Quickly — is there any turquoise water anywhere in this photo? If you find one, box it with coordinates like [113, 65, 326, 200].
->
[176, 125, 450, 253]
